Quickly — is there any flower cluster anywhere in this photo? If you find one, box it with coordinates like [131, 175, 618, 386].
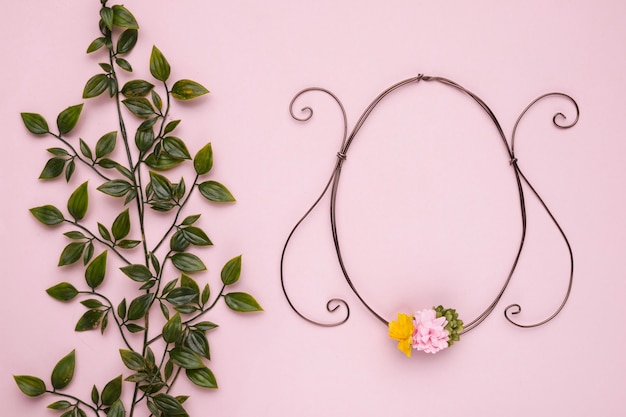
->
[388, 306, 463, 357]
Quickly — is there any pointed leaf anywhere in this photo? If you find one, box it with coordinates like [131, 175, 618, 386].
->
[185, 367, 217, 389]
[169, 347, 203, 369]
[98, 179, 133, 198]
[221, 255, 242, 285]
[83, 74, 109, 98]
[163, 136, 191, 160]
[67, 181, 88, 220]
[121, 80, 154, 97]
[48, 400, 72, 410]
[75, 309, 105, 331]
[181, 226, 212, 246]
[115, 58, 132, 72]
[30, 205, 64, 225]
[164, 120, 181, 135]
[149, 171, 173, 200]
[46, 282, 78, 301]
[79, 138, 93, 160]
[224, 292, 263, 312]
[165, 287, 197, 307]
[162, 313, 182, 343]
[171, 253, 206, 273]
[112, 209, 131, 240]
[127, 293, 152, 320]
[112, 5, 138, 29]
[39, 157, 65, 179]
[145, 152, 183, 170]
[107, 400, 126, 417]
[57, 104, 83, 135]
[186, 330, 210, 359]
[14, 376, 46, 397]
[122, 98, 154, 118]
[171, 79, 209, 100]
[150, 46, 170, 82]
[21, 112, 49, 134]
[153, 393, 187, 416]
[119, 349, 145, 371]
[95, 131, 117, 158]
[100, 7, 114, 30]
[117, 29, 138, 54]
[86, 37, 106, 53]
[198, 180, 235, 202]
[101, 375, 122, 406]
[58, 242, 86, 266]
[193, 142, 213, 175]
[51, 350, 75, 390]
[85, 251, 107, 289]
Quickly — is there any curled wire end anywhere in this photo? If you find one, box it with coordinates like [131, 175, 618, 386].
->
[553, 110, 578, 129]
[312, 298, 350, 327]
[290, 106, 313, 122]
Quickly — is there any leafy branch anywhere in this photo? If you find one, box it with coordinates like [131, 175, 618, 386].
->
[15, 3, 261, 417]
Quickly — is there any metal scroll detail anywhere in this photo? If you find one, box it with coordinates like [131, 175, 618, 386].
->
[280, 74, 579, 335]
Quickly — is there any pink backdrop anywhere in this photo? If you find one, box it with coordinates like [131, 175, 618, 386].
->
[2, 1, 624, 415]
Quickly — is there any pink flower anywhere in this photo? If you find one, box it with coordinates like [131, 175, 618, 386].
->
[412, 309, 450, 354]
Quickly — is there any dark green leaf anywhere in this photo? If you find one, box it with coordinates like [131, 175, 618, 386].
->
[48, 400, 72, 410]
[115, 58, 132, 72]
[81, 299, 103, 309]
[150, 253, 161, 275]
[185, 367, 217, 389]
[175, 305, 197, 314]
[149, 46, 170, 82]
[98, 223, 112, 241]
[171, 253, 206, 273]
[182, 226, 212, 246]
[224, 292, 263, 312]
[112, 5, 138, 29]
[121, 80, 154, 98]
[64, 230, 86, 239]
[193, 142, 213, 175]
[47, 147, 69, 156]
[39, 157, 66, 179]
[160, 301, 170, 319]
[79, 138, 93, 160]
[119, 349, 145, 371]
[85, 251, 107, 289]
[67, 181, 88, 220]
[161, 278, 178, 296]
[128, 324, 146, 334]
[95, 131, 117, 158]
[221, 255, 242, 285]
[151, 90, 162, 111]
[122, 98, 154, 118]
[117, 299, 127, 319]
[200, 284, 210, 306]
[186, 330, 210, 359]
[198, 180, 235, 202]
[98, 180, 133, 197]
[86, 37, 106, 53]
[108, 77, 118, 96]
[101, 375, 122, 405]
[99, 62, 112, 73]
[75, 309, 104, 331]
[91, 385, 99, 404]
[171, 79, 209, 101]
[149, 171, 173, 200]
[100, 7, 114, 30]
[112, 209, 131, 240]
[163, 136, 191, 160]
[58, 241, 86, 266]
[97, 158, 118, 169]
[30, 205, 64, 225]
[165, 287, 197, 307]
[83, 74, 109, 98]
[21, 112, 49, 134]
[120, 264, 152, 282]
[135, 127, 155, 152]
[182, 214, 200, 226]
[118, 239, 141, 249]
[164, 120, 181, 135]
[169, 347, 203, 369]
[51, 350, 75, 390]
[162, 313, 182, 343]
[84, 241, 94, 264]
[46, 282, 78, 301]
[145, 152, 183, 170]
[153, 393, 188, 416]
[150, 200, 176, 212]
[65, 160, 75, 182]
[57, 104, 83, 135]
[14, 375, 46, 397]
[127, 293, 152, 320]
[194, 321, 218, 332]
[117, 29, 138, 54]
[170, 230, 190, 252]
[107, 400, 125, 417]
[180, 273, 200, 295]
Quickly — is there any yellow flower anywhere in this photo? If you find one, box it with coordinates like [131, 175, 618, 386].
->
[388, 313, 414, 357]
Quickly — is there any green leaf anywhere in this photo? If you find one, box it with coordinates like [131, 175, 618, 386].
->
[221, 255, 242, 285]
[86, 37, 106, 53]
[171, 253, 206, 273]
[48, 147, 69, 156]
[91, 385, 99, 404]
[118, 239, 141, 249]
[193, 142, 213, 175]
[198, 180, 235, 202]
[112, 209, 131, 240]
[120, 264, 152, 282]
[117, 299, 127, 319]
[224, 292, 263, 312]
[67, 181, 88, 220]
[122, 98, 154, 118]
[169, 347, 204, 369]
[194, 321, 218, 332]
[99, 63, 112, 72]
[163, 136, 191, 159]
[181, 226, 212, 247]
[112, 5, 139, 29]
[83, 74, 109, 98]
[127, 294, 152, 320]
[39, 157, 65, 179]
[152, 393, 188, 416]
[119, 349, 145, 371]
[200, 284, 210, 306]
[107, 400, 126, 417]
[170, 230, 189, 252]
[101, 375, 122, 406]
[51, 350, 75, 390]
[164, 120, 181, 135]
[79, 138, 93, 160]
[14, 375, 46, 397]
[165, 287, 197, 307]
[58, 241, 87, 266]
[182, 214, 201, 226]
[75, 309, 105, 331]
[186, 330, 210, 359]
[46, 282, 78, 301]
[135, 127, 155, 152]
[98, 179, 133, 198]
[162, 313, 182, 343]
[98, 223, 112, 241]
[84, 241, 94, 265]
[57, 104, 83, 135]
[85, 251, 107, 289]
[48, 400, 72, 410]
[149, 171, 173, 200]
[65, 159, 76, 182]
[117, 29, 138, 54]
[100, 7, 114, 30]
[151, 90, 163, 111]
[149, 46, 170, 82]
[145, 152, 183, 170]
[171, 79, 209, 100]
[21, 112, 49, 134]
[30, 205, 64, 225]
[95, 131, 117, 158]
[121, 80, 154, 98]
[115, 58, 132, 72]
[185, 367, 217, 389]
[81, 299, 104, 309]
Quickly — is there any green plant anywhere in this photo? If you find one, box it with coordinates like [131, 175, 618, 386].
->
[14, 2, 262, 416]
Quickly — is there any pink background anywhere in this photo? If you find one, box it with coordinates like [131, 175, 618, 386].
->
[2, 0, 624, 415]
